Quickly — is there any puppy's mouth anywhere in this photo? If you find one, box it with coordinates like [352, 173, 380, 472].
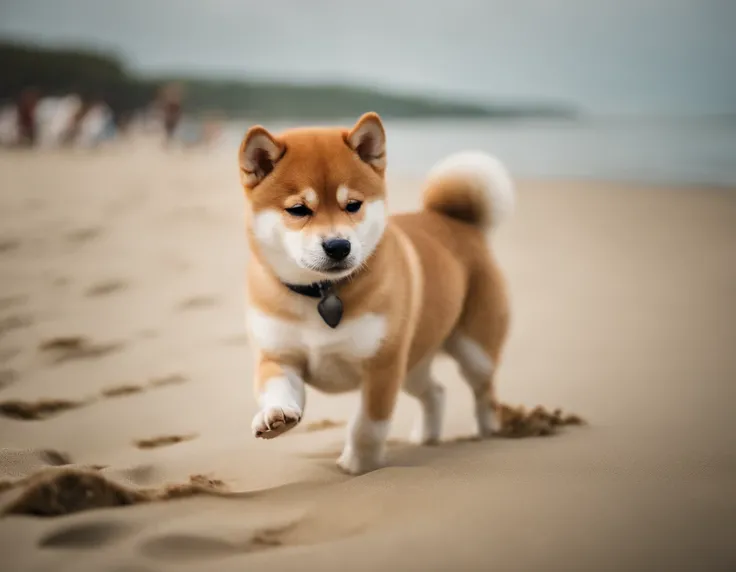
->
[322, 263, 350, 273]
[303, 259, 357, 277]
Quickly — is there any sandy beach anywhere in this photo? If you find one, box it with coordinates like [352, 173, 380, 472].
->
[0, 145, 734, 571]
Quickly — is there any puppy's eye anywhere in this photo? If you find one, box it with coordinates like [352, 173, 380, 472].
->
[285, 204, 312, 217]
[345, 200, 363, 214]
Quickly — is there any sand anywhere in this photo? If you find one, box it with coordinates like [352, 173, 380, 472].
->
[0, 145, 734, 571]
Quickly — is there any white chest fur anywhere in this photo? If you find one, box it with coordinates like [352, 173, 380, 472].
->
[246, 305, 387, 393]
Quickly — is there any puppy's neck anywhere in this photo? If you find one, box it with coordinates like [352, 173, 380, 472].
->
[246, 225, 397, 318]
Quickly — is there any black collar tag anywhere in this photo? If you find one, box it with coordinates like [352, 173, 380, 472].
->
[284, 281, 344, 328]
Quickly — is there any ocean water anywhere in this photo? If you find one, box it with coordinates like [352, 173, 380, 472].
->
[226, 117, 736, 188]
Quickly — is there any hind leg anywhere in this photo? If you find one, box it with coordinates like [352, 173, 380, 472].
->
[446, 269, 509, 438]
[403, 358, 445, 445]
[445, 333, 498, 437]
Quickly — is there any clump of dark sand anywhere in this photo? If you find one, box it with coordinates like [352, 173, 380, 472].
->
[0, 314, 32, 337]
[152, 474, 228, 500]
[66, 227, 101, 243]
[0, 398, 88, 420]
[1, 469, 230, 517]
[39, 336, 122, 363]
[134, 434, 198, 450]
[148, 374, 187, 388]
[101, 384, 144, 398]
[2, 469, 148, 517]
[0, 480, 16, 494]
[0, 238, 21, 253]
[0, 373, 190, 420]
[85, 280, 127, 297]
[495, 403, 586, 438]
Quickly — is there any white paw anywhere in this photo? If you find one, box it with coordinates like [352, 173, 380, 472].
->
[336, 447, 384, 475]
[410, 422, 441, 446]
[252, 406, 302, 439]
[475, 400, 496, 439]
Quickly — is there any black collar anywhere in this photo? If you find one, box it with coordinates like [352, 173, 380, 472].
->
[283, 281, 331, 299]
[283, 280, 344, 328]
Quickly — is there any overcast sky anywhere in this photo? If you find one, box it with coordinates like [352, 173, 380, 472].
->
[1, 0, 734, 114]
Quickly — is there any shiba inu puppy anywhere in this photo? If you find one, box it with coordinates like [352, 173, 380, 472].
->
[239, 112, 514, 474]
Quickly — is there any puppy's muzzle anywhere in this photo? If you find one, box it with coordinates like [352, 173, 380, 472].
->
[322, 238, 351, 261]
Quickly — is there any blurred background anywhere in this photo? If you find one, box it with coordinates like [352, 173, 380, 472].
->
[1, 0, 735, 185]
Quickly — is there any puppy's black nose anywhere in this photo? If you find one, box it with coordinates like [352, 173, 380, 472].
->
[322, 238, 351, 261]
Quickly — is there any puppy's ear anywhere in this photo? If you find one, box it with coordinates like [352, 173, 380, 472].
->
[238, 126, 284, 188]
[346, 112, 386, 172]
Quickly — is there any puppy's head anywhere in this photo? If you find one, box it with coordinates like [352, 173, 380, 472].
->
[239, 112, 387, 285]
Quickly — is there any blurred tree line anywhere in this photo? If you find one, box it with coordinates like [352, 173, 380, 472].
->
[1, 41, 574, 120]
[1, 42, 154, 121]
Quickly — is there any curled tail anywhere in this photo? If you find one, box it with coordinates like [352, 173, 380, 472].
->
[422, 151, 515, 232]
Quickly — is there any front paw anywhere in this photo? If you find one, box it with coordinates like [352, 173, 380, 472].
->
[252, 406, 302, 439]
[336, 447, 384, 475]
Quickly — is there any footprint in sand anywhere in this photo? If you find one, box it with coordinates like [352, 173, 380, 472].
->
[40, 521, 134, 549]
[0, 374, 189, 421]
[140, 522, 298, 561]
[0, 294, 28, 312]
[101, 384, 145, 398]
[85, 280, 128, 298]
[0, 314, 33, 338]
[134, 434, 198, 450]
[142, 534, 250, 560]
[104, 377, 188, 397]
[0, 238, 21, 254]
[0, 368, 19, 390]
[0, 347, 21, 365]
[0, 397, 89, 420]
[176, 295, 219, 311]
[39, 336, 123, 364]
[66, 227, 102, 244]
[140, 509, 369, 562]
[147, 374, 187, 388]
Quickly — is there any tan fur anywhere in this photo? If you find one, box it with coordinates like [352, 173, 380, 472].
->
[239, 113, 510, 473]
[423, 175, 492, 228]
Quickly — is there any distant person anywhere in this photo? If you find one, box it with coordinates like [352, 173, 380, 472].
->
[41, 95, 83, 148]
[61, 98, 93, 146]
[158, 84, 183, 145]
[16, 88, 40, 147]
[0, 105, 18, 146]
[77, 99, 115, 147]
